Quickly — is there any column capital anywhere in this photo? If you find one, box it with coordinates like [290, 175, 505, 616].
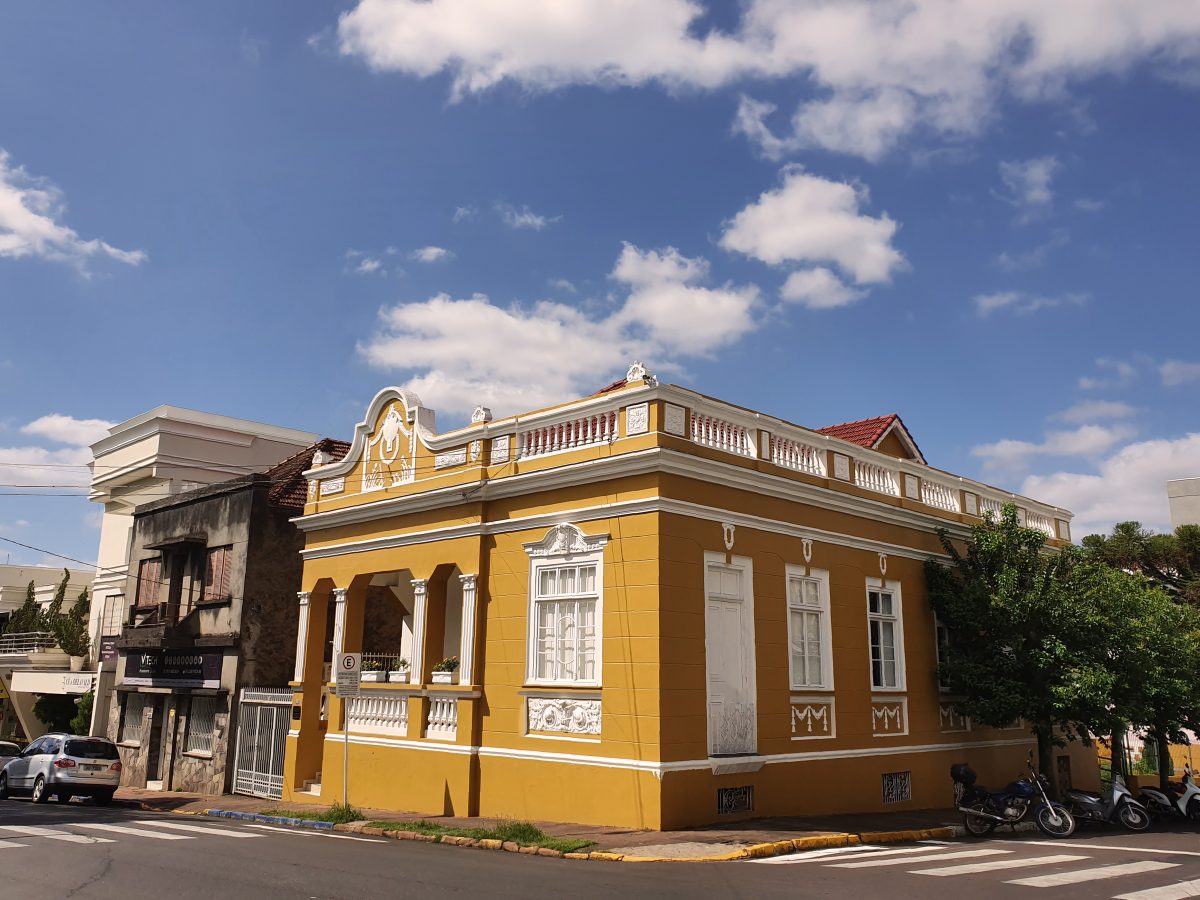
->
[459, 573, 477, 591]
[297, 591, 311, 606]
[410, 578, 428, 596]
[332, 587, 349, 603]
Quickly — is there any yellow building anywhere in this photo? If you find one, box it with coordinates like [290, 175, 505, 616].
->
[282, 363, 1089, 829]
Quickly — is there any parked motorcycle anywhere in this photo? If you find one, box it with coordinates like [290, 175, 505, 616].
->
[1066, 772, 1152, 831]
[951, 753, 1076, 838]
[1138, 764, 1200, 822]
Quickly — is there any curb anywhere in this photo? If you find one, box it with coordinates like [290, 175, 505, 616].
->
[203, 808, 335, 830]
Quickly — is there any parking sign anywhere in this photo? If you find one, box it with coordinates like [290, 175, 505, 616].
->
[335, 652, 361, 697]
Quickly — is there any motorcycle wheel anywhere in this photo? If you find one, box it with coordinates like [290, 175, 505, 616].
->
[962, 804, 997, 837]
[1188, 798, 1200, 822]
[1117, 802, 1151, 832]
[1035, 804, 1076, 838]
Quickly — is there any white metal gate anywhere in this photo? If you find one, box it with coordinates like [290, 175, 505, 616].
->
[232, 687, 291, 800]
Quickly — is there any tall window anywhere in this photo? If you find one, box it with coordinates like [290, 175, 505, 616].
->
[786, 567, 832, 690]
[530, 563, 599, 684]
[203, 546, 233, 603]
[185, 697, 219, 754]
[136, 558, 162, 608]
[867, 578, 905, 690]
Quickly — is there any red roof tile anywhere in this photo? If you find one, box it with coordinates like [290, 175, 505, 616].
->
[816, 414, 898, 450]
[264, 438, 351, 510]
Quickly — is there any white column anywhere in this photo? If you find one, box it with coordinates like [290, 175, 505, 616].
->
[293, 592, 311, 683]
[409, 579, 427, 683]
[331, 587, 349, 661]
[458, 574, 478, 685]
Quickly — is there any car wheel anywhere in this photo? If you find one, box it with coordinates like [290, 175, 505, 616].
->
[93, 790, 114, 806]
[0, 773, 8, 800]
[31, 775, 50, 804]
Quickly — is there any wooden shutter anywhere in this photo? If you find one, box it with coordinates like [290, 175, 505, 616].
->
[136, 558, 162, 608]
[204, 546, 232, 602]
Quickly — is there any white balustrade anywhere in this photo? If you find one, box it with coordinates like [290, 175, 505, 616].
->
[769, 435, 826, 476]
[1025, 511, 1056, 538]
[978, 496, 1005, 520]
[346, 692, 408, 737]
[854, 460, 899, 496]
[691, 412, 756, 457]
[518, 411, 617, 458]
[426, 697, 458, 740]
[920, 479, 961, 512]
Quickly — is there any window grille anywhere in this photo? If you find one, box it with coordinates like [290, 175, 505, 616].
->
[121, 694, 150, 744]
[882, 771, 912, 804]
[203, 546, 233, 602]
[717, 785, 754, 815]
[186, 697, 219, 754]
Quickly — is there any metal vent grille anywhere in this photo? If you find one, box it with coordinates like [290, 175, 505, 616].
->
[882, 771, 912, 804]
[717, 785, 754, 815]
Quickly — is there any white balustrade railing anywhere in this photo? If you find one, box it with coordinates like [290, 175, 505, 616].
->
[691, 412, 756, 457]
[854, 460, 899, 496]
[920, 479, 961, 513]
[1026, 511, 1056, 538]
[347, 692, 408, 737]
[426, 697, 458, 739]
[769, 435, 826, 476]
[978, 496, 1005, 520]
[518, 411, 617, 458]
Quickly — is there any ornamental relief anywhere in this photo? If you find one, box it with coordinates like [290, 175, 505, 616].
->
[939, 704, 970, 733]
[527, 698, 601, 735]
[871, 697, 908, 736]
[362, 403, 416, 493]
[790, 696, 835, 739]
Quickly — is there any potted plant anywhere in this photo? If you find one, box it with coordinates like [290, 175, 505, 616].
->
[431, 656, 459, 684]
[361, 658, 385, 682]
[388, 658, 410, 683]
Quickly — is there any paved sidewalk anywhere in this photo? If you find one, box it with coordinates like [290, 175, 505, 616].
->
[116, 786, 963, 858]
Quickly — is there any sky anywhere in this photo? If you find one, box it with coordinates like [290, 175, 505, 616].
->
[2, 0, 1200, 570]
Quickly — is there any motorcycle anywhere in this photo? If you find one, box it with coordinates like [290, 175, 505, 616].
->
[951, 753, 1076, 838]
[1066, 771, 1152, 831]
[1138, 764, 1200, 822]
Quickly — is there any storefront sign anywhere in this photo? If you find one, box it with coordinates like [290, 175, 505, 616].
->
[62, 674, 94, 694]
[99, 635, 119, 662]
[123, 649, 222, 688]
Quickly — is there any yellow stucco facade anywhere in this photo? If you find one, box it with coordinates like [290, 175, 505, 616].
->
[281, 367, 1093, 829]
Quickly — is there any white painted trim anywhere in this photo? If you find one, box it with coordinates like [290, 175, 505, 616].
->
[293, 592, 310, 684]
[331, 588, 348, 659]
[325, 732, 476, 756]
[784, 565, 833, 691]
[410, 579, 427, 684]
[458, 574, 478, 685]
[523, 527, 604, 688]
[866, 577, 906, 692]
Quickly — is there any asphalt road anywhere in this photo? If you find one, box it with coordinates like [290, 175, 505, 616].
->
[2, 797, 1199, 899]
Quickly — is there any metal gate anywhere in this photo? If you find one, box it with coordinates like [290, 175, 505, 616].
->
[232, 687, 291, 800]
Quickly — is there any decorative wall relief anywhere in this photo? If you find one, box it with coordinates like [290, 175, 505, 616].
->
[307, 480, 318, 500]
[833, 453, 850, 481]
[362, 402, 417, 492]
[871, 696, 908, 736]
[490, 436, 510, 465]
[319, 477, 345, 497]
[626, 402, 649, 436]
[527, 697, 601, 735]
[524, 523, 610, 558]
[435, 448, 468, 469]
[904, 474, 920, 499]
[939, 704, 970, 732]
[964, 492, 978, 516]
[790, 696, 835, 739]
[468, 439, 482, 462]
[664, 403, 686, 436]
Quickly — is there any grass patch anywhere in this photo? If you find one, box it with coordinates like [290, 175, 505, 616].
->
[368, 818, 592, 854]
[259, 802, 365, 824]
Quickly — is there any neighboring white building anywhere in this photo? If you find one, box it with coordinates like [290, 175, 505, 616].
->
[3, 406, 317, 741]
[1168, 477, 1200, 529]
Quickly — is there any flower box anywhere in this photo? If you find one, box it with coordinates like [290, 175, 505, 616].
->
[361, 671, 386, 683]
[431, 671, 455, 684]
[387, 670, 409, 683]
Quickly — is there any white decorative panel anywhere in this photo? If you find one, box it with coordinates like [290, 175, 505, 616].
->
[904, 474, 920, 499]
[468, 439, 482, 462]
[490, 436, 510, 465]
[1057, 519, 1071, 541]
[526, 697, 601, 735]
[964, 492, 978, 516]
[307, 480, 318, 500]
[664, 403, 686, 437]
[871, 696, 908, 736]
[790, 695, 835, 740]
[833, 453, 850, 481]
[435, 448, 468, 469]
[319, 477, 345, 497]
[626, 403, 649, 436]
[939, 704, 970, 733]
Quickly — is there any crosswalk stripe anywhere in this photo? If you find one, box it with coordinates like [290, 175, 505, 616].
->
[1025, 840, 1200, 859]
[910, 853, 1089, 876]
[69, 822, 193, 840]
[0, 825, 115, 845]
[830, 848, 1011, 868]
[0, 839, 27, 849]
[1115, 880, 1200, 900]
[754, 844, 947, 864]
[240, 823, 385, 842]
[131, 820, 262, 838]
[1007, 860, 1180, 887]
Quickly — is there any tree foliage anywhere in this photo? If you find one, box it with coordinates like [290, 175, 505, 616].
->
[0, 570, 91, 658]
[1083, 521, 1200, 604]
[3, 580, 42, 634]
[69, 691, 94, 736]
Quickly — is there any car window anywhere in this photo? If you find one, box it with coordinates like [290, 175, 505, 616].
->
[42, 738, 62, 755]
[64, 739, 120, 760]
[22, 738, 44, 757]
[0, 743, 18, 758]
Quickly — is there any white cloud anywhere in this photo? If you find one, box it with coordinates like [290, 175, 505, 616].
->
[779, 267, 865, 309]
[452, 205, 479, 223]
[1051, 400, 1136, 424]
[973, 289, 1087, 316]
[993, 229, 1068, 271]
[496, 203, 559, 230]
[997, 156, 1060, 219]
[335, 0, 1200, 159]
[973, 423, 1138, 473]
[1022, 433, 1200, 537]
[1074, 197, 1108, 212]
[548, 277, 577, 293]
[0, 149, 146, 271]
[357, 242, 759, 416]
[21, 414, 114, 447]
[0, 445, 93, 488]
[356, 257, 383, 274]
[720, 167, 905, 286]
[411, 245, 452, 263]
[1161, 359, 1200, 386]
[1078, 356, 1138, 390]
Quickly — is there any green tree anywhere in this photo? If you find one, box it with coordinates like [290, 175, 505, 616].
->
[1083, 521, 1200, 604]
[32, 694, 77, 733]
[55, 586, 91, 658]
[69, 691, 94, 736]
[3, 581, 42, 634]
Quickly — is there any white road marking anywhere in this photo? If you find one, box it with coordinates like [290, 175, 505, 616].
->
[131, 820, 263, 838]
[1115, 880, 1200, 900]
[70, 822, 193, 840]
[753, 844, 944, 864]
[0, 825, 115, 844]
[240, 823, 385, 842]
[830, 848, 1011, 868]
[1024, 840, 1200, 858]
[1007, 860, 1180, 887]
[911, 853, 1089, 876]
[0, 839, 27, 849]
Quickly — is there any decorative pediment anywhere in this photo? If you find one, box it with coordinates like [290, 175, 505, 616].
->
[524, 523, 610, 558]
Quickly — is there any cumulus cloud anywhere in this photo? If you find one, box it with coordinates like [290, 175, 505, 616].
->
[720, 167, 905, 306]
[0, 444, 93, 488]
[973, 290, 1087, 316]
[973, 423, 1138, 475]
[1023, 433, 1200, 537]
[496, 203, 560, 230]
[411, 245, 452, 263]
[1051, 400, 1136, 424]
[336, 0, 1200, 160]
[357, 242, 759, 416]
[0, 149, 145, 271]
[1161, 359, 1200, 386]
[21, 414, 115, 447]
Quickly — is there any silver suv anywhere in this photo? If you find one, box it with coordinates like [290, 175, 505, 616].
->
[0, 733, 121, 804]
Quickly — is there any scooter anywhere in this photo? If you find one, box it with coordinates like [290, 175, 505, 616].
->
[1139, 764, 1200, 821]
[1066, 772, 1152, 831]
[951, 752, 1076, 838]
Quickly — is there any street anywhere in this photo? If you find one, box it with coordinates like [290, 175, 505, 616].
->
[2, 799, 1200, 899]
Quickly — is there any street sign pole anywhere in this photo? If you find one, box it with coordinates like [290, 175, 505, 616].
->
[335, 652, 361, 807]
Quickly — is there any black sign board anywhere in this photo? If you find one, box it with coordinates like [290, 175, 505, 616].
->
[99, 636, 119, 662]
[123, 649, 223, 688]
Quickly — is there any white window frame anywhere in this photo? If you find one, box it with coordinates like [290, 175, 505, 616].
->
[703, 551, 758, 757]
[866, 577, 906, 691]
[525, 550, 604, 688]
[784, 565, 833, 691]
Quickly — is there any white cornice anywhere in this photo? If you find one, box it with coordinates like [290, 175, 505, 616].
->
[92, 405, 315, 456]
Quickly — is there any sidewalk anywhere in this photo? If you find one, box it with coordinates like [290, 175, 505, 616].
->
[116, 786, 964, 860]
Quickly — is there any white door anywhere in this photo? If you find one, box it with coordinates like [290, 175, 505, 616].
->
[705, 558, 756, 756]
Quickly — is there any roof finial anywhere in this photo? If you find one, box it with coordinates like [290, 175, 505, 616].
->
[626, 361, 656, 385]
[471, 406, 493, 424]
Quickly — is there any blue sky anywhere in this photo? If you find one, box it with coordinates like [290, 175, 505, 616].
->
[2, 0, 1200, 568]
